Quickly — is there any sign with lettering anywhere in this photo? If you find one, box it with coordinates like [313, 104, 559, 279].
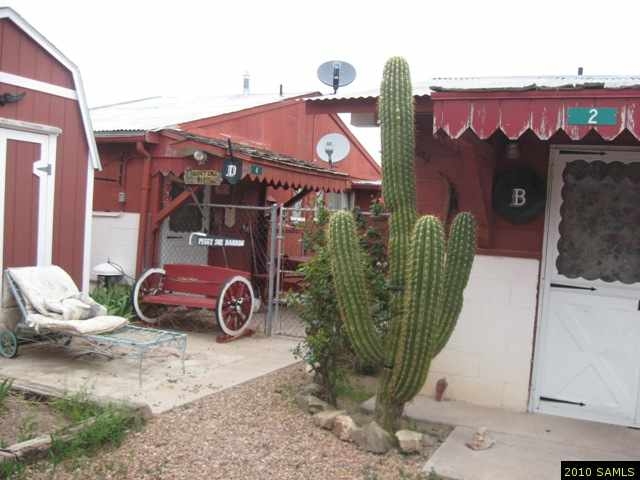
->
[250, 164, 263, 175]
[188, 232, 245, 247]
[567, 107, 617, 126]
[493, 168, 546, 225]
[183, 169, 222, 186]
[222, 157, 243, 184]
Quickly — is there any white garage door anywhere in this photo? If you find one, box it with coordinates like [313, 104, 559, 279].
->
[533, 147, 640, 426]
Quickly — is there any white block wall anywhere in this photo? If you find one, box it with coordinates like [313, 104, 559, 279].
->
[420, 255, 540, 411]
[90, 212, 140, 282]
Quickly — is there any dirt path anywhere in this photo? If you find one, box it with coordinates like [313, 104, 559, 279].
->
[24, 364, 432, 480]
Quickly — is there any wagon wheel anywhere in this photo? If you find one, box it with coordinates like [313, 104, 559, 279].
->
[216, 276, 255, 337]
[132, 268, 167, 324]
[0, 330, 18, 358]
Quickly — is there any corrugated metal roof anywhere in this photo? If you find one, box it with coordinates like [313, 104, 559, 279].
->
[306, 82, 432, 102]
[430, 75, 640, 92]
[167, 130, 349, 177]
[91, 93, 308, 133]
[307, 75, 640, 101]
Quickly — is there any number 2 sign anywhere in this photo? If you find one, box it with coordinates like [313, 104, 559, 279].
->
[567, 107, 617, 126]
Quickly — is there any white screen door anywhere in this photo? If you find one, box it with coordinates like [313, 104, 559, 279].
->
[533, 147, 640, 426]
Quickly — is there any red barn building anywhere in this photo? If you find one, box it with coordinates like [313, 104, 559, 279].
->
[308, 75, 640, 427]
[0, 7, 99, 325]
[89, 93, 380, 281]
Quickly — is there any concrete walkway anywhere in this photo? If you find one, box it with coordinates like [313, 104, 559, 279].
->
[402, 396, 640, 479]
[0, 331, 299, 414]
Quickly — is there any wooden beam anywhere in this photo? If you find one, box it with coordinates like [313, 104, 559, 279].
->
[283, 188, 311, 207]
[152, 185, 203, 230]
[459, 141, 494, 248]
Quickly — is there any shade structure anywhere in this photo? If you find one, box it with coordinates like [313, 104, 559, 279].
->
[432, 89, 640, 141]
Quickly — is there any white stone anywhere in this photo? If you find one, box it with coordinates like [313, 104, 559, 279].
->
[332, 414, 358, 441]
[466, 426, 495, 450]
[312, 409, 345, 429]
[395, 430, 424, 453]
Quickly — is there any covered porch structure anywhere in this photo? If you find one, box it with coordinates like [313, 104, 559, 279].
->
[306, 76, 640, 427]
[95, 128, 351, 278]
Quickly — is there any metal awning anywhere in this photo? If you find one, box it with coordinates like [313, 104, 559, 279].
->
[432, 89, 640, 141]
[157, 130, 351, 193]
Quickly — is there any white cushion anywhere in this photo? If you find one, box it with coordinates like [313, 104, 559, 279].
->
[7, 265, 127, 335]
[27, 314, 128, 335]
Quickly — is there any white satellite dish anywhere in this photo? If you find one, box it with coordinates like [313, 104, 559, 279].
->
[317, 60, 356, 94]
[316, 133, 350, 165]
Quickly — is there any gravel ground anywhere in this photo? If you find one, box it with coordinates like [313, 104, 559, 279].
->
[24, 364, 434, 480]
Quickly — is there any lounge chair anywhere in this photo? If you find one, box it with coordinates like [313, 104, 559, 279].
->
[1, 265, 186, 385]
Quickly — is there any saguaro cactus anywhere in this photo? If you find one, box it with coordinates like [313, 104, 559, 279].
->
[327, 57, 476, 432]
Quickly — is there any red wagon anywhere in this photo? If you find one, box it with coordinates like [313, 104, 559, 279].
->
[132, 264, 256, 340]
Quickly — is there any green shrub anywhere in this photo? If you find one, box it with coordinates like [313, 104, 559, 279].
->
[0, 378, 12, 411]
[288, 200, 348, 405]
[49, 406, 138, 464]
[90, 284, 133, 318]
[51, 391, 104, 423]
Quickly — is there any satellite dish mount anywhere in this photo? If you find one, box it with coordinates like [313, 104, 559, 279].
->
[317, 60, 356, 94]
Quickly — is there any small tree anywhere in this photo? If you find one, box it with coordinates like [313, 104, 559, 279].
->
[289, 201, 348, 405]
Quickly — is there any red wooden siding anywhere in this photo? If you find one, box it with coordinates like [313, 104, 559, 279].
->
[0, 19, 74, 88]
[0, 82, 88, 284]
[414, 127, 547, 257]
[3, 139, 39, 267]
[182, 101, 380, 181]
[93, 142, 142, 212]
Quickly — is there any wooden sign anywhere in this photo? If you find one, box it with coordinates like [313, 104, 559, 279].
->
[184, 169, 222, 185]
[492, 168, 546, 225]
[567, 107, 617, 126]
[188, 232, 245, 247]
[222, 157, 243, 184]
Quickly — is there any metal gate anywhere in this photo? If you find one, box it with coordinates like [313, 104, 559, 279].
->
[270, 206, 315, 337]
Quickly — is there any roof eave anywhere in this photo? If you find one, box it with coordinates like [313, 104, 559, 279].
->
[0, 7, 101, 170]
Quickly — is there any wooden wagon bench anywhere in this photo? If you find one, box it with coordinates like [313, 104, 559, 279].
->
[132, 263, 257, 342]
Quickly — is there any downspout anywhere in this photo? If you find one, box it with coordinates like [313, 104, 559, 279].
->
[136, 141, 152, 276]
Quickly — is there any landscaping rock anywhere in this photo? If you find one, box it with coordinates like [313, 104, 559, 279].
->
[332, 414, 358, 441]
[300, 383, 322, 396]
[313, 409, 345, 429]
[295, 394, 330, 414]
[466, 426, 495, 451]
[395, 430, 423, 453]
[422, 433, 437, 448]
[351, 426, 365, 446]
[355, 421, 394, 454]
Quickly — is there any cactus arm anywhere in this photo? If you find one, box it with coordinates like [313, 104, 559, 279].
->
[327, 210, 384, 365]
[391, 216, 445, 403]
[432, 212, 476, 356]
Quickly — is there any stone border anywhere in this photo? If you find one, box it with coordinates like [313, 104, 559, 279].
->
[0, 378, 150, 465]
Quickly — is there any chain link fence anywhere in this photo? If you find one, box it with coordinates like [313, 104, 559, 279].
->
[152, 201, 382, 339]
[270, 205, 387, 338]
[270, 206, 314, 337]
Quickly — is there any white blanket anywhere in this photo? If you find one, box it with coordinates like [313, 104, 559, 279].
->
[7, 266, 127, 335]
